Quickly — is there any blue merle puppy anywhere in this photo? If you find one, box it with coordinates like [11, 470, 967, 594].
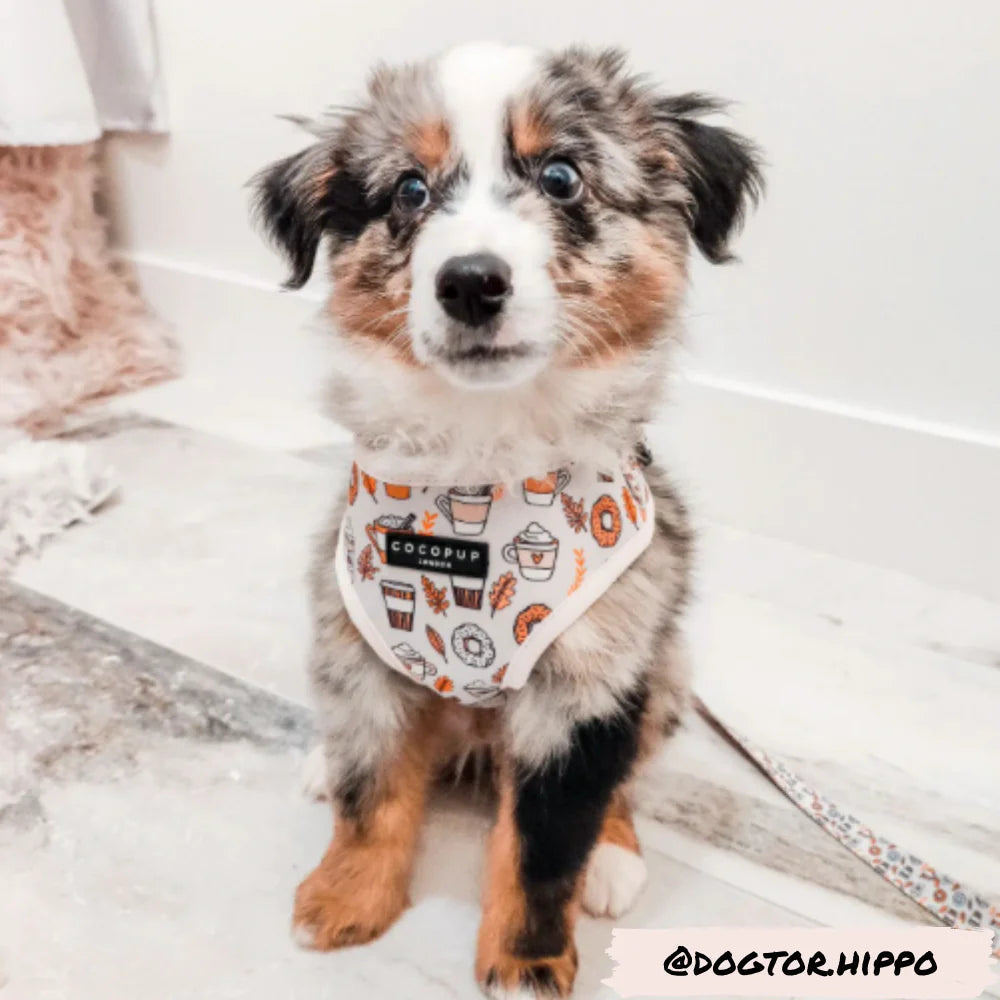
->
[253, 42, 761, 999]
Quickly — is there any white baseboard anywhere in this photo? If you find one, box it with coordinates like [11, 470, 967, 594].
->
[126, 252, 1000, 602]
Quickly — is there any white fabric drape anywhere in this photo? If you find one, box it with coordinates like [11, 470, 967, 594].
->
[0, 0, 167, 145]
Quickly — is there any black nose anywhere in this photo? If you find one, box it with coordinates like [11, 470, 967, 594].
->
[435, 253, 511, 328]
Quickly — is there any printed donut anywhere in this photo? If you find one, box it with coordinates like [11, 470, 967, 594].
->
[451, 623, 496, 669]
[513, 603, 551, 645]
[590, 494, 622, 548]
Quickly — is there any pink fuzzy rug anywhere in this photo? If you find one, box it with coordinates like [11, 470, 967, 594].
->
[0, 143, 179, 433]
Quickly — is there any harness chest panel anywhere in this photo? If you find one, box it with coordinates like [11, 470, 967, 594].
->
[335, 457, 655, 707]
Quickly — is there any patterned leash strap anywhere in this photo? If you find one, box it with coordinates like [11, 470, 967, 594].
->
[695, 698, 1000, 959]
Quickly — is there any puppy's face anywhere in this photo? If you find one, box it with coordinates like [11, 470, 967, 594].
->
[255, 44, 761, 391]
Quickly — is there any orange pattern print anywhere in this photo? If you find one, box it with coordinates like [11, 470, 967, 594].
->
[513, 604, 551, 645]
[622, 487, 639, 530]
[489, 571, 517, 617]
[339, 457, 654, 707]
[566, 548, 586, 595]
[421, 575, 450, 616]
[426, 625, 447, 661]
[561, 492, 587, 533]
[348, 462, 359, 505]
[590, 494, 622, 547]
[357, 544, 378, 581]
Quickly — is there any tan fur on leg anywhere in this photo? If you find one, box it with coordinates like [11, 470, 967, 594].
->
[293, 703, 440, 949]
[476, 772, 579, 998]
[596, 789, 641, 853]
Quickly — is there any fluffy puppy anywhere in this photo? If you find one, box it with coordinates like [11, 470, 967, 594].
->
[253, 42, 761, 999]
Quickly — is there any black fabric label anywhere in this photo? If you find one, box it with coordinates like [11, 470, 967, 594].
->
[385, 532, 489, 579]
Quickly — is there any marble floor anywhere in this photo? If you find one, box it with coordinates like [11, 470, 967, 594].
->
[3, 378, 999, 999]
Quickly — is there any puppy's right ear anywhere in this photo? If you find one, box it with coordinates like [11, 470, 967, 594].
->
[252, 144, 335, 290]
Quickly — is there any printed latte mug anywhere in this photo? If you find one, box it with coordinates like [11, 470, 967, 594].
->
[522, 469, 571, 506]
[366, 513, 416, 562]
[381, 580, 415, 630]
[435, 486, 493, 536]
[503, 522, 559, 581]
[451, 574, 486, 609]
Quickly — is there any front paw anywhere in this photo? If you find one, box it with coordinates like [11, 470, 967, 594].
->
[292, 854, 408, 950]
[582, 842, 647, 918]
[477, 947, 578, 999]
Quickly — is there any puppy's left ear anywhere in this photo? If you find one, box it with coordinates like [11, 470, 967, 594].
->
[657, 96, 764, 263]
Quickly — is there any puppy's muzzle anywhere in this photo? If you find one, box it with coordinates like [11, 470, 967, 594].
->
[435, 253, 511, 328]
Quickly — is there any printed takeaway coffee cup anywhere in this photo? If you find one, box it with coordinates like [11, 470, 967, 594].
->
[435, 485, 492, 536]
[366, 512, 416, 563]
[503, 522, 559, 582]
[522, 469, 571, 506]
[451, 573, 485, 610]
[381, 580, 416, 630]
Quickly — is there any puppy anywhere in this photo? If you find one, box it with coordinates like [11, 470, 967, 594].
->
[253, 42, 761, 999]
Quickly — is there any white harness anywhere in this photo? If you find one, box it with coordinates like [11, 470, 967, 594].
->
[335, 456, 655, 707]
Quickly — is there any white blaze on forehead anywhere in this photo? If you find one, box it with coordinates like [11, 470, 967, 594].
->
[435, 42, 541, 182]
[408, 43, 557, 387]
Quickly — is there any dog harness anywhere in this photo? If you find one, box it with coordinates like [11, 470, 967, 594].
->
[335, 456, 655, 707]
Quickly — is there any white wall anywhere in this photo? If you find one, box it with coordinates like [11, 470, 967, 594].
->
[104, 0, 1000, 600]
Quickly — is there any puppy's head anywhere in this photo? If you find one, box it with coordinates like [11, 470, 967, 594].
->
[254, 43, 761, 392]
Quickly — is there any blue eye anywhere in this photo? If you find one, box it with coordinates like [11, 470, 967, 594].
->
[395, 175, 429, 212]
[539, 159, 583, 204]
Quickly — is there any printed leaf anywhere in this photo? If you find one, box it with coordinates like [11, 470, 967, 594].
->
[362, 472, 378, 501]
[567, 548, 587, 595]
[426, 625, 447, 661]
[358, 544, 378, 581]
[434, 675, 454, 694]
[489, 571, 517, 617]
[622, 487, 639, 530]
[348, 462, 359, 505]
[492, 663, 508, 684]
[561, 492, 587, 533]
[492, 483, 506, 501]
[421, 575, 450, 616]
[418, 510, 438, 536]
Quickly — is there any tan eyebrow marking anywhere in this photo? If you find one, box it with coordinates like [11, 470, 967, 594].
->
[510, 100, 551, 159]
[407, 119, 451, 171]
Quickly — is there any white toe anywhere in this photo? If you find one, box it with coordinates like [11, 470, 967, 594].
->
[481, 985, 539, 1000]
[582, 842, 647, 918]
[300, 745, 330, 801]
[291, 921, 318, 949]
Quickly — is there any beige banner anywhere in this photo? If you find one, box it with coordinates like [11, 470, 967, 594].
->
[604, 927, 996, 998]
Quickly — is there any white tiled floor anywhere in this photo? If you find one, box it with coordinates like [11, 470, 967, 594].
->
[9, 377, 1000, 997]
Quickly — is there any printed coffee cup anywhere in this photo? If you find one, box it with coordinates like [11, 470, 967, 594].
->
[451, 573, 485, 610]
[502, 522, 559, 581]
[381, 580, 415, 630]
[435, 486, 492, 536]
[522, 469, 571, 506]
[366, 513, 416, 563]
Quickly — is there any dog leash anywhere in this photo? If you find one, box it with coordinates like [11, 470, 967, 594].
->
[695, 698, 1000, 958]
